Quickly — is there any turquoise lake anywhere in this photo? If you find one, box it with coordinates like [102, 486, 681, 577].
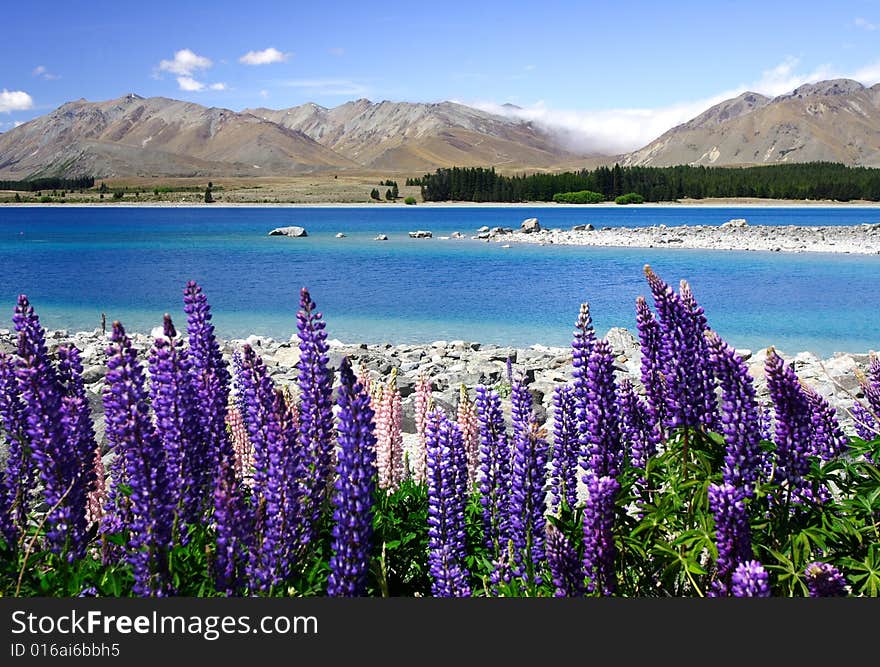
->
[1, 205, 879, 356]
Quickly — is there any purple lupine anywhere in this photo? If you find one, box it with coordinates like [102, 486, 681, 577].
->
[328, 358, 377, 597]
[212, 459, 252, 596]
[546, 522, 584, 597]
[635, 295, 666, 431]
[679, 279, 718, 428]
[765, 348, 812, 495]
[550, 384, 579, 512]
[425, 410, 471, 597]
[508, 377, 549, 584]
[183, 281, 232, 512]
[851, 401, 879, 441]
[731, 560, 771, 597]
[581, 472, 619, 596]
[148, 314, 201, 534]
[804, 561, 848, 597]
[237, 344, 301, 591]
[476, 385, 511, 555]
[618, 379, 660, 475]
[708, 482, 753, 597]
[643, 266, 715, 431]
[759, 403, 774, 442]
[804, 387, 847, 461]
[571, 303, 597, 483]
[13, 296, 89, 557]
[0, 351, 30, 544]
[55, 344, 98, 559]
[102, 322, 173, 596]
[296, 287, 335, 548]
[580, 340, 623, 479]
[863, 355, 880, 414]
[706, 333, 763, 493]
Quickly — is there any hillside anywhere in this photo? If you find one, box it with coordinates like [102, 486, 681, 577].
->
[622, 79, 880, 167]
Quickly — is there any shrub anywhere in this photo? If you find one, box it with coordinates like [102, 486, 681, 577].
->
[112, 191, 125, 200]
[615, 192, 645, 205]
[404, 196, 417, 205]
[552, 190, 605, 204]
[39, 195, 52, 203]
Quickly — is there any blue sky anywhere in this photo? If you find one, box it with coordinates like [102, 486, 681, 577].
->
[2, 0, 879, 152]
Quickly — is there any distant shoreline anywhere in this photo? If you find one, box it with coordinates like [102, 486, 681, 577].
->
[3, 198, 880, 209]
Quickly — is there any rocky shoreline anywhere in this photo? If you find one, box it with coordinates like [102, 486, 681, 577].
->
[1, 326, 873, 448]
[474, 218, 880, 254]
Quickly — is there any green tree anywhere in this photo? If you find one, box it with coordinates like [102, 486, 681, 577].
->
[385, 188, 393, 200]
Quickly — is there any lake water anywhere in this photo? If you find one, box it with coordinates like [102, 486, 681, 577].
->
[1, 205, 879, 356]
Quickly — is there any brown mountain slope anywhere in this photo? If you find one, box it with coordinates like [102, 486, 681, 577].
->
[0, 94, 357, 178]
[622, 79, 880, 167]
[244, 99, 584, 170]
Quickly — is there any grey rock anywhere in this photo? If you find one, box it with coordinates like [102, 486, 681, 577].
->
[408, 230, 433, 238]
[268, 226, 308, 237]
[521, 218, 541, 233]
[374, 234, 389, 241]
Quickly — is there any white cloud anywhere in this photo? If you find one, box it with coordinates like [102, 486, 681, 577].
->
[0, 89, 34, 113]
[473, 57, 880, 155]
[209, 82, 227, 91]
[854, 17, 877, 30]
[177, 76, 205, 91]
[159, 49, 212, 76]
[281, 78, 368, 96]
[259, 89, 269, 98]
[14, 120, 23, 127]
[239, 47, 290, 65]
[32, 65, 59, 80]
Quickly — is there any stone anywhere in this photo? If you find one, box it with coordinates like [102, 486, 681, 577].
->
[604, 327, 639, 354]
[477, 226, 490, 233]
[450, 231, 465, 239]
[408, 230, 433, 239]
[335, 232, 346, 238]
[521, 218, 541, 233]
[268, 226, 308, 237]
[572, 223, 594, 231]
[721, 218, 748, 229]
[374, 234, 389, 241]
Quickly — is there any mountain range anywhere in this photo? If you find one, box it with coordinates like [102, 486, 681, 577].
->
[1, 78, 878, 179]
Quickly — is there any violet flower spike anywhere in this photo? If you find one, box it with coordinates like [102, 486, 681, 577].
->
[581, 472, 619, 596]
[102, 321, 173, 596]
[731, 560, 771, 598]
[708, 482, 753, 597]
[706, 332, 763, 494]
[14, 296, 89, 557]
[546, 522, 584, 597]
[476, 385, 511, 556]
[804, 386, 847, 461]
[804, 561, 848, 597]
[296, 287, 336, 545]
[580, 340, 623, 479]
[0, 351, 30, 544]
[328, 358, 377, 597]
[508, 378, 549, 585]
[148, 314, 201, 535]
[764, 348, 812, 495]
[183, 281, 233, 514]
[425, 410, 471, 597]
[550, 383, 579, 512]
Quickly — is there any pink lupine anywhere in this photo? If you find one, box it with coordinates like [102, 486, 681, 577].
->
[456, 385, 480, 487]
[357, 364, 373, 398]
[412, 374, 434, 483]
[226, 404, 254, 486]
[375, 371, 404, 491]
[86, 444, 106, 529]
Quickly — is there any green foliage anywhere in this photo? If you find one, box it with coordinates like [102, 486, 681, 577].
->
[39, 195, 52, 203]
[615, 192, 645, 204]
[370, 188, 381, 200]
[404, 196, 417, 205]
[385, 188, 393, 201]
[419, 163, 880, 202]
[370, 480, 430, 596]
[552, 190, 606, 204]
[0, 176, 95, 192]
[112, 191, 125, 200]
